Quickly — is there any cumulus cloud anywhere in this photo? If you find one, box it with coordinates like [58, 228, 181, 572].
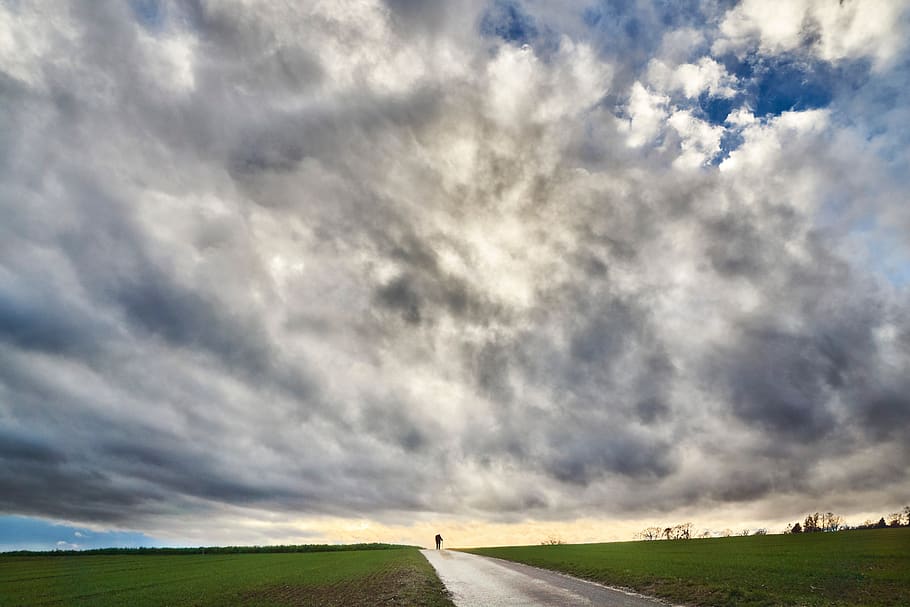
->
[648, 57, 738, 99]
[1, 0, 908, 544]
[714, 0, 908, 69]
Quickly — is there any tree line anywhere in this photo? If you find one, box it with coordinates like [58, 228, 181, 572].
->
[791, 506, 910, 533]
[637, 506, 910, 540]
[637, 523, 768, 540]
[2, 542, 413, 557]
[637, 523, 693, 540]
[788, 511, 845, 533]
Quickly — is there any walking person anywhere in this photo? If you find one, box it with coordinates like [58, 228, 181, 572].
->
[435, 533, 443, 550]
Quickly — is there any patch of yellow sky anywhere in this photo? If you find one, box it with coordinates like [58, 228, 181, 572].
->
[151, 507, 900, 549]
[320, 510, 902, 548]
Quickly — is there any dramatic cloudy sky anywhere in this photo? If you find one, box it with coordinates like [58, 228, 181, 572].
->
[2, 0, 909, 549]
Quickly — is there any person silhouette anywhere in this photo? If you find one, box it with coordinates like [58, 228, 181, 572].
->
[435, 534, 443, 550]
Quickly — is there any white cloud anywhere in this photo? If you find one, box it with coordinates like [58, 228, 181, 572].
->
[721, 108, 830, 177]
[714, 0, 909, 69]
[648, 56, 737, 99]
[485, 44, 540, 129]
[655, 27, 707, 64]
[485, 38, 610, 130]
[668, 109, 724, 169]
[725, 107, 757, 127]
[623, 81, 669, 147]
[0, 2, 77, 89]
[137, 30, 197, 93]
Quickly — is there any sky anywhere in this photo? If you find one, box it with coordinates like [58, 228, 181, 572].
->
[1, 0, 909, 551]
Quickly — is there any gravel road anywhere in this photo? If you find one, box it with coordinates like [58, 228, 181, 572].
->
[421, 549, 669, 607]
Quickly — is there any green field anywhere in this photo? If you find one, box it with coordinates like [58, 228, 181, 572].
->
[0, 547, 454, 607]
[465, 527, 910, 607]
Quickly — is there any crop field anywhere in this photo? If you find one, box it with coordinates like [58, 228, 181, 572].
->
[465, 527, 910, 607]
[0, 547, 454, 607]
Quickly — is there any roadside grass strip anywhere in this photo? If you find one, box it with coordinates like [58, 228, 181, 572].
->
[0, 547, 455, 607]
[464, 527, 910, 607]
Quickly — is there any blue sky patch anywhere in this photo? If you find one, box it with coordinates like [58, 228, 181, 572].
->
[752, 56, 834, 116]
[130, 0, 166, 31]
[480, 0, 539, 46]
[717, 52, 870, 119]
[714, 129, 745, 165]
[698, 92, 738, 125]
[0, 516, 163, 552]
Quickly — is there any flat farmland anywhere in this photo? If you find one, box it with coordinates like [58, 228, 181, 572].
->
[465, 527, 910, 607]
[0, 547, 454, 607]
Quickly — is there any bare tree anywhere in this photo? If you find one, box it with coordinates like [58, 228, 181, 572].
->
[663, 527, 673, 540]
[804, 513, 820, 533]
[667, 523, 692, 540]
[887, 512, 903, 527]
[903, 506, 910, 526]
[753, 528, 767, 535]
[699, 529, 712, 539]
[820, 512, 844, 532]
[830, 514, 844, 532]
[541, 536, 566, 545]
[639, 527, 663, 541]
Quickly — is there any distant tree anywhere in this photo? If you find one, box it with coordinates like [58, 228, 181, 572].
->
[541, 536, 565, 545]
[903, 506, 910, 526]
[699, 529, 712, 539]
[875, 517, 887, 529]
[790, 522, 802, 534]
[669, 523, 692, 540]
[721, 528, 733, 538]
[804, 513, 820, 533]
[753, 528, 767, 535]
[860, 519, 875, 529]
[821, 512, 844, 532]
[639, 527, 662, 541]
[663, 527, 673, 540]
[887, 513, 902, 528]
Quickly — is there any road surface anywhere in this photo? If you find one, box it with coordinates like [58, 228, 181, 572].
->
[421, 549, 670, 607]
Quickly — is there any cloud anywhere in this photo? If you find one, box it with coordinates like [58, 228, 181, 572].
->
[623, 81, 669, 147]
[648, 57, 738, 100]
[0, 0, 908, 547]
[714, 0, 908, 70]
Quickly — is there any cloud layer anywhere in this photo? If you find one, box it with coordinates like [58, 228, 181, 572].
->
[1, 0, 909, 544]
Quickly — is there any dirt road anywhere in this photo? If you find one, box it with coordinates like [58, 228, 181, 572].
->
[421, 549, 668, 607]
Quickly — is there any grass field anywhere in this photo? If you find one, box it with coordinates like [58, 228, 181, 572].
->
[0, 547, 454, 607]
[465, 527, 910, 607]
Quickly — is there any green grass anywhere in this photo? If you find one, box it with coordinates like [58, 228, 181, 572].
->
[464, 527, 910, 607]
[0, 547, 455, 607]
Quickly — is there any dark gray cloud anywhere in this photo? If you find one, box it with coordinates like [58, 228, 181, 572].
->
[1, 0, 909, 543]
